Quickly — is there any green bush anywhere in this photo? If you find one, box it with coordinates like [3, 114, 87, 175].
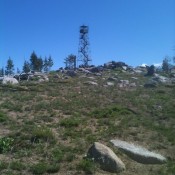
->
[91, 105, 133, 118]
[0, 161, 8, 170]
[0, 112, 8, 122]
[59, 117, 81, 128]
[51, 148, 64, 162]
[46, 164, 60, 173]
[30, 162, 47, 175]
[31, 126, 55, 143]
[77, 158, 96, 174]
[9, 161, 26, 171]
[0, 137, 14, 153]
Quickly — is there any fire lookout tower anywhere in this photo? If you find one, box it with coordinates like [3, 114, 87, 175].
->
[78, 25, 91, 67]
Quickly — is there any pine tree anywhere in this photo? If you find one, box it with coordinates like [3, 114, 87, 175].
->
[23, 61, 31, 73]
[30, 51, 43, 72]
[146, 65, 155, 76]
[0, 67, 4, 76]
[16, 68, 20, 74]
[43, 56, 53, 72]
[48, 56, 53, 71]
[64, 54, 76, 70]
[43, 57, 49, 73]
[162, 57, 170, 73]
[5, 57, 14, 75]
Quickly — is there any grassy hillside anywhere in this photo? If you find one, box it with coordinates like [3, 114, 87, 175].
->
[0, 69, 175, 175]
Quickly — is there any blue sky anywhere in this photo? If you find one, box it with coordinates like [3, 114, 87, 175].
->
[0, 0, 175, 71]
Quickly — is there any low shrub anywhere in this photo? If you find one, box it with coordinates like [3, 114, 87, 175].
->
[0, 137, 14, 153]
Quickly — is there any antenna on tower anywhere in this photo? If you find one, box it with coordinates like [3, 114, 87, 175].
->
[78, 25, 91, 67]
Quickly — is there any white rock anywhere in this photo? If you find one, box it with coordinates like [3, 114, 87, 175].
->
[107, 82, 114, 86]
[131, 77, 138, 80]
[153, 74, 171, 84]
[122, 66, 127, 70]
[110, 139, 166, 164]
[119, 80, 129, 85]
[88, 142, 125, 173]
[88, 77, 96, 80]
[129, 82, 137, 87]
[38, 79, 45, 82]
[2, 77, 19, 85]
[85, 81, 98, 86]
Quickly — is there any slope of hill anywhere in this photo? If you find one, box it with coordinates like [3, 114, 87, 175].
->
[0, 67, 175, 175]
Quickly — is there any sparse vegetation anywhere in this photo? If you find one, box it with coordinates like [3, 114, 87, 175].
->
[0, 137, 14, 153]
[0, 68, 174, 174]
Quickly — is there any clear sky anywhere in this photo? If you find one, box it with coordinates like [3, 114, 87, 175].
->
[0, 0, 175, 71]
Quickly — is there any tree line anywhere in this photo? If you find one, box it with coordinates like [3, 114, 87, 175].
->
[0, 52, 174, 77]
[146, 56, 175, 76]
[0, 51, 53, 76]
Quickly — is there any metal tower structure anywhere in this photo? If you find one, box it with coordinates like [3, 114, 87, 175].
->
[78, 25, 91, 67]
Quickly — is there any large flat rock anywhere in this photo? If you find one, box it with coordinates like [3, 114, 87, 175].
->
[111, 139, 166, 164]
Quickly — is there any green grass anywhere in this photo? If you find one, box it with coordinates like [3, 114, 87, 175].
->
[0, 70, 174, 175]
[30, 162, 48, 175]
[31, 126, 55, 143]
[0, 111, 8, 122]
[0, 161, 8, 171]
[59, 117, 82, 128]
[77, 158, 96, 174]
[9, 161, 26, 171]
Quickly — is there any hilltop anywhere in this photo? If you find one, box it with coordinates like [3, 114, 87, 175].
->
[0, 63, 175, 175]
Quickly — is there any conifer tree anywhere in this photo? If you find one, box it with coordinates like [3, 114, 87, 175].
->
[23, 61, 31, 73]
[30, 51, 43, 72]
[43, 56, 53, 72]
[64, 54, 76, 70]
[0, 67, 4, 76]
[162, 57, 170, 73]
[5, 57, 14, 75]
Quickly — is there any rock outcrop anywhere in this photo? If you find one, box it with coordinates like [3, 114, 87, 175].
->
[2, 77, 19, 85]
[87, 142, 125, 173]
[153, 74, 171, 84]
[111, 139, 166, 164]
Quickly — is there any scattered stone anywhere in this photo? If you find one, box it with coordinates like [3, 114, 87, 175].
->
[118, 83, 125, 88]
[110, 139, 166, 164]
[134, 69, 144, 74]
[38, 78, 45, 83]
[129, 82, 137, 87]
[119, 80, 129, 85]
[87, 142, 125, 173]
[131, 77, 138, 80]
[66, 70, 77, 77]
[119, 80, 130, 87]
[95, 73, 102, 76]
[84, 81, 98, 86]
[153, 74, 171, 84]
[63, 76, 69, 79]
[122, 66, 127, 71]
[2, 77, 19, 85]
[88, 77, 96, 80]
[88, 67, 100, 73]
[107, 82, 114, 86]
[104, 61, 128, 69]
